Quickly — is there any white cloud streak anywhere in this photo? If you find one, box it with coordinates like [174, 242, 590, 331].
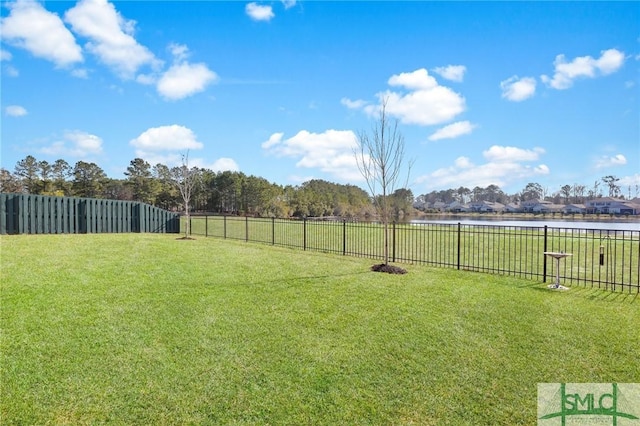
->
[432, 65, 466, 82]
[594, 154, 627, 169]
[40, 130, 104, 158]
[5, 105, 28, 117]
[541, 48, 625, 90]
[428, 121, 476, 141]
[415, 145, 549, 190]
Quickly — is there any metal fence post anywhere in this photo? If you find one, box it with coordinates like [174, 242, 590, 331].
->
[224, 215, 227, 239]
[272, 217, 275, 245]
[392, 221, 396, 263]
[457, 222, 461, 270]
[303, 217, 307, 251]
[245, 216, 249, 242]
[205, 215, 208, 237]
[343, 219, 346, 256]
[543, 225, 548, 283]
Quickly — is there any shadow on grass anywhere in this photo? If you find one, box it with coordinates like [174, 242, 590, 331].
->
[524, 282, 638, 303]
[204, 271, 374, 288]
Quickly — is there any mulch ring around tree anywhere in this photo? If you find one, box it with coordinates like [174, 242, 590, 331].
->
[371, 263, 408, 274]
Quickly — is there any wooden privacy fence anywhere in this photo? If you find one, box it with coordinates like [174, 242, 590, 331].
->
[0, 194, 180, 235]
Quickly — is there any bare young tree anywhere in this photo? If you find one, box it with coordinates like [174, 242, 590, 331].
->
[354, 98, 413, 268]
[171, 152, 200, 238]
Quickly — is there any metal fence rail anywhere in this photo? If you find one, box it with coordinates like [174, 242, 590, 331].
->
[189, 216, 640, 293]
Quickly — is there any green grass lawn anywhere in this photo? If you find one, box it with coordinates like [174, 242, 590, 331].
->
[1, 234, 638, 425]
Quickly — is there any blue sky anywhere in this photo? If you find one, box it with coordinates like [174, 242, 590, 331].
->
[1, 0, 639, 197]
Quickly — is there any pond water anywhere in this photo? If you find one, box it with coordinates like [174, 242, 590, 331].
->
[410, 217, 640, 231]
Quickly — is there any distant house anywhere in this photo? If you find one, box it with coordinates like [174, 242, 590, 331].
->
[532, 203, 564, 214]
[521, 199, 551, 213]
[504, 203, 521, 213]
[469, 201, 505, 213]
[447, 201, 471, 212]
[563, 204, 586, 214]
[585, 197, 640, 215]
[412, 199, 427, 210]
[432, 201, 447, 211]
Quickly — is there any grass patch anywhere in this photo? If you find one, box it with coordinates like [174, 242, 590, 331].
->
[1, 234, 638, 425]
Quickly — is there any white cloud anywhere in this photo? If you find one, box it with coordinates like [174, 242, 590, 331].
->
[541, 48, 625, 90]
[71, 68, 89, 79]
[246, 3, 275, 22]
[130, 125, 204, 154]
[428, 121, 476, 141]
[340, 97, 368, 110]
[262, 129, 363, 181]
[168, 43, 189, 62]
[5, 105, 27, 117]
[3, 65, 19, 77]
[281, 0, 297, 9]
[1, 0, 83, 68]
[500, 76, 536, 101]
[1, 49, 12, 61]
[40, 130, 104, 158]
[594, 154, 627, 169]
[415, 145, 549, 190]
[157, 62, 218, 100]
[348, 68, 466, 126]
[483, 145, 545, 162]
[64, 0, 159, 78]
[388, 68, 438, 90]
[210, 158, 240, 172]
[619, 174, 640, 188]
[177, 156, 240, 172]
[152, 43, 218, 100]
[432, 65, 466, 82]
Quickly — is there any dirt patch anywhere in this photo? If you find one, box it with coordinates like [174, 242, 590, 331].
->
[371, 263, 407, 274]
[176, 236, 196, 240]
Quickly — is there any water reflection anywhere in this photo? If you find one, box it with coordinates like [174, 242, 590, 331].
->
[410, 216, 640, 231]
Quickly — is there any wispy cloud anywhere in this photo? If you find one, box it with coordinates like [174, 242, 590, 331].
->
[5, 105, 28, 117]
[415, 145, 549, 190]
[432, 65, 466, 82]
[40, 130, 104, 158]
[594, 154, 627, 169]
[541, 48, 625, 90]
[428, 121, 476, 141]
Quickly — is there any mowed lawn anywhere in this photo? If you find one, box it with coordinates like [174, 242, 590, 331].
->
[1, 234, 638, 425]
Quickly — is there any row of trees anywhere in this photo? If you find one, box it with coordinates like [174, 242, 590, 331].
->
[2, 155, 636, 218]
[416, 178, 638, 207]
[0, 155, 415, 219]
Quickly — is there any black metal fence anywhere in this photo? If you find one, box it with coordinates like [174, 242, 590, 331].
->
[1, 193, 180, 235]
[189, 215, 640, 293]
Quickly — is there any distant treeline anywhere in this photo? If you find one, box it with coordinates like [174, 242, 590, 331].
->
[0, 156, 413, 218]
[2, 155, 635, 217]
